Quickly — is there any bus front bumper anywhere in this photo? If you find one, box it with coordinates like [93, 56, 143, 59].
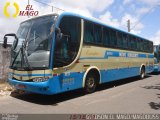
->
[8, 78, 55, 95]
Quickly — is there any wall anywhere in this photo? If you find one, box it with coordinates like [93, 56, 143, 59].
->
[0, 44, 11, 82]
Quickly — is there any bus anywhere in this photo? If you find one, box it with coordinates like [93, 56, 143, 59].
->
[153, 45, 160, 73]
[3, 12, 154, 95]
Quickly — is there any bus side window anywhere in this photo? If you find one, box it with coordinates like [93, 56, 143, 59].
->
[117, 32, 123, 49]
[143, 40, 147, 52]
[53, 16, 81, 67]
[128, 36, 131, 50]
[110, 30, 117, 48]
[84, 21, 94, 43]
[103, 27, 110, 47]
[94, 24, 102, 44]
[130, 36, 135, 50]
[149, 42, 153, 53]
[140, 39, 144, 52]
[137, 38, 141, 51]
[132, 37, 137, 50]
[123, 34, 128, 49]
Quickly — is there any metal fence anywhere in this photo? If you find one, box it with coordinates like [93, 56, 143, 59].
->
[0, 45, 10, 82]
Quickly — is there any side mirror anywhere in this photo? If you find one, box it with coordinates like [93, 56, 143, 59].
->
[3, 33, 18, 50]
[3, 36, 8, 48]
[55, 27, 63, 40]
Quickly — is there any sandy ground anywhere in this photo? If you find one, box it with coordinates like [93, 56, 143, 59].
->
[0, 82, 13, 97]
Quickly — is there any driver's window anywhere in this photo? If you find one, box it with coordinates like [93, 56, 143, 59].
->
[53, 16, 81, 67]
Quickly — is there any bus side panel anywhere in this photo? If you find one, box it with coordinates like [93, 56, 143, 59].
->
[154, 64, 160, 73]
[101, 67, 140, 83]
[50, 72, 84, 94]
[101, 64, 153, 83]
[146, 65, 154, 73]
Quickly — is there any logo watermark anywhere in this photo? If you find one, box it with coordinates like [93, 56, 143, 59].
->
[4, 2, 39, 18]
[19, 5, 39, 17]
[4, 2, 19, 18]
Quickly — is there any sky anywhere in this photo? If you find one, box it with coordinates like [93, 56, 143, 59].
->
[0, 0, 160, 45]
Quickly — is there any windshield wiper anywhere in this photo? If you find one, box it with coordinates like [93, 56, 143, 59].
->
[21, 41, 32, 70]
[11, 48, 21, 68]
[11, 40, 32, 70]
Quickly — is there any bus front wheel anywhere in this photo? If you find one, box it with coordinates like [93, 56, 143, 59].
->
[84, 72, 97, 93]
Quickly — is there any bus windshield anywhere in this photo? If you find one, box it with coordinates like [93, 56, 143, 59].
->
[11, 15, 58, 70]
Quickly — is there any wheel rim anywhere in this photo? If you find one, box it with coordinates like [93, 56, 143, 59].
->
[87, 77, 95, 88]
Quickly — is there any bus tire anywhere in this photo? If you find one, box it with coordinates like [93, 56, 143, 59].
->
[84, 71, 98, 93]
[140, 66, 145, 79]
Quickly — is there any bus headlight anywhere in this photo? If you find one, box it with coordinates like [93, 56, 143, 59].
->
[32, 77, 49, 82]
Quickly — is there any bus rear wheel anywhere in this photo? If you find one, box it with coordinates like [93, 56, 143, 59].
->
[140, 67, 145, 79]
[84, 72, 97, 93]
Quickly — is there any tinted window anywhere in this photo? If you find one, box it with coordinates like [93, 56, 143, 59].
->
[137, 38, 141, 51]
[53, 16, 81, 67]
[110, 30, 117, 47]
[117, 32, 124, 48]
[84, 21, 94, 43]
[94, 24, 102, 44]
[140, 40, 144, 51]
[103, 27, 110, 46]
[123, 34, 128, 49]
[128, 36, 131, 50]
[84, 20, 153, 53]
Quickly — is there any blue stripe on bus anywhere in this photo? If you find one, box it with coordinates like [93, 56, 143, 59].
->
[138, 54, 147, 58]
[105, 51, 153, 58]
[148, 54, 154, 58]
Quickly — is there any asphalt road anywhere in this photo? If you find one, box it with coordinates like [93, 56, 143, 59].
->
[0, 73, 160, 114]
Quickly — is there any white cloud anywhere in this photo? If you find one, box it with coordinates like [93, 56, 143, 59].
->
[123, 0, 160, 5]
[123, 0, 133, 5]
[138, 7, 150, 15]
[99, 12, 144, 35]
[99, 11, 120, 28]
[151, 30, 160, 45]
[139, 0, 160, 5]
[53, 0, 114, 13]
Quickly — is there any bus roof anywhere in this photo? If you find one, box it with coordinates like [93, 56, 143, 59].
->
[21, 12, 152, 42]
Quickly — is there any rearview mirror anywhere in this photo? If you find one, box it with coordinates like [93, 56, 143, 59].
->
[3, 36, 8, 48]
[3, 33, 18, 49]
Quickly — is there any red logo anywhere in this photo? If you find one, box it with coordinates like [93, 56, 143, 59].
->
[19, 5, 39, 16]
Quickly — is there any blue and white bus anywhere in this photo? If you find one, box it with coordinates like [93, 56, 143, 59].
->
[3, 12, 154, 95]
[154, 45, 160, 73]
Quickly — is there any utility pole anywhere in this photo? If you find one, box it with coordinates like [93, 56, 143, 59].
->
[127, 19, 130, 32]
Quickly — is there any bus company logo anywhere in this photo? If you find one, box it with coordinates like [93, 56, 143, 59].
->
[4, 2, 19, 18]
[4, 2, 39, 18]
[19, 4, 39, 17]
